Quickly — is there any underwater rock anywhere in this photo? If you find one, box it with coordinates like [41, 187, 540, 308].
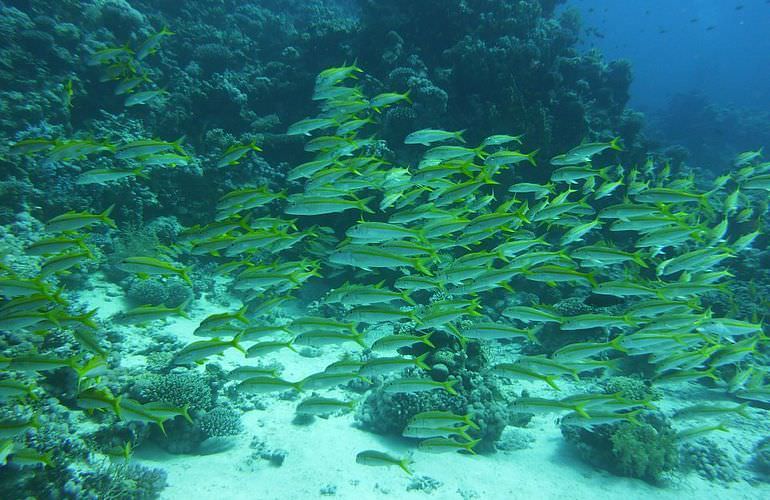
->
[561, 412, 679, 483]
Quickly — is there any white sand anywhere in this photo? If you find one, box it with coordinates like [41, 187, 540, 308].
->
[85, 281, 770, 500]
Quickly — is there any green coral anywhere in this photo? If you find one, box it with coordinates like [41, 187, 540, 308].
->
[562, 412, 679, 483]
[198, 406, 243, 438]
[136, 372, 214, 412]
[600, 376, 662, 401]
[610, 421, 679, 482]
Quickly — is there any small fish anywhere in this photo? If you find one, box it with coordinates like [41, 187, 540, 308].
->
[124, 89, 168, 107]
[76, 387, 121, 415]
[418, 437, 480, 455]
[287, 117, 338, 136]
[382, 378, 459, 395]
[480, 133, 524, 147]
[370, 90, 412, 111]
[76, 167, 148, 185]
[550, 137, 623, 166]
[216, 141, 263, 168]
[360, 354, 430, 377]
[45, 206, 116, 232]
[8, 448, 53, 467]
[404, 128, 465, 146]
[136, 27, 175, 60]
[673, 403, 750, 420]
[237, 376, 303, 394]
[227, 366, 280, 381]
[676, 423, 729, 442]
[295, 397, 357, 416]
[355, 450, 413, 475]
[0, 415, 40, 439]
[409, 411, 480, 430]
[39, 250, 94, 278]
[117, 256, 192, 285]
[115, 138, 185, 160]
[174, 336, 245, 365]
[461, 322, 537, 342]
[560, 409, 642, 428]
[116, 303, 189, 325]
[9, 137, 57, 156]
[491, 363, 560, 390]
[117, 398, 169, 434]
[284, 196, 375, 215]
[371, 333, 434, 352]
[0, 380, 37, 401]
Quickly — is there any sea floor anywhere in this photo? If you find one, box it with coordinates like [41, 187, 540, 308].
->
[87, 277, 770, 500]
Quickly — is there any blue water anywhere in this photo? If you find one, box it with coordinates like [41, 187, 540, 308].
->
[568, 0, 770, 113]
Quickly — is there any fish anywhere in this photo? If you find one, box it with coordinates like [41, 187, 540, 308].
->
[370, 90, 412, 111]
[236, 376, 302, 394]
[560, 409, 642, 428]
[409, 411, 480, 430]
[553, 338, 627, 361]
[38, 250, 94, 278]
[673, 403, 750, 420]
[0, 415, 40, 439]
[329, 245, 431, 275]
[216, 141, 263, 168]
[287, 117, 338, 136]
[571, 245, 647, 267]
[295, 397, 357, 416]
[117, 398, 170, 434]
[480, 134, 524, 147]
[293, 330, 367, 348]
[0, 380, 37, 401]
[461, 322, 537, 342]
[549, 137, 623, 166]
[9, 138, 57, 156]
[360, 354, 430, 377]
[300, 371, 368, 390]
[124, 89, 169, 107]
[173, 336, 245, 364]
[418, 437, 480, 454]
[45, 206, 116, 232]
[227, 366, 281, 381]
[76, 167, 148, 185]
[117, 256, 192, 285]
[7, 448, 53, 467]
[502, 305, 562, 324]
[135, 27, 175, 60]
[371, 333, 434, 351]
[284, 196, 375, 215]
[355, 450, 412, 475]
[382, 378, 459, 395]
[114, 139, 185, 160]
[404, 128, 465, 146]
[402, 423, 472, 441]
[491, 363, 561, 390]
[117, 303, 190, 324]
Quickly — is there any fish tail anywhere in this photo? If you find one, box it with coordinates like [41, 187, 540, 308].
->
[100, 204, 117, 228]
[414, 352, 431, 371]
[462, 438, 481, 455]
[357, 196, 375, 214]
[463, 415, 481, 431]
[527, 149, 539, 166]
[179, 267, 193, 286]
[609, 136, 624, 151]
[444, 379, 459, 396]
[181, 405, 193, 424]
[544, 375, 560, 391]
